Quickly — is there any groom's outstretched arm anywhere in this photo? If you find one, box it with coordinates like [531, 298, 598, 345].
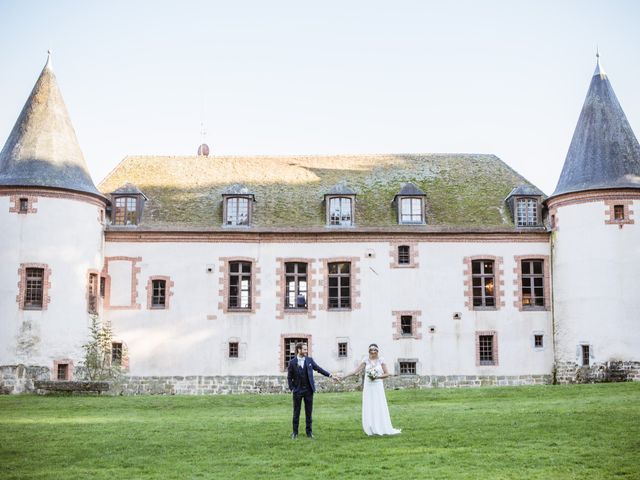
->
[310, 358, 332, 378]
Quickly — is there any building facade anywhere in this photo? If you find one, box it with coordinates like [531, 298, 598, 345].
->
[0, 55, 638, 394]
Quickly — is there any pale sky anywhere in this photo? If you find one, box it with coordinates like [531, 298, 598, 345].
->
[1, 0, 639, 195]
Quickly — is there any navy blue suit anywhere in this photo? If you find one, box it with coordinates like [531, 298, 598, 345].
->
[287, 356, 331, 435]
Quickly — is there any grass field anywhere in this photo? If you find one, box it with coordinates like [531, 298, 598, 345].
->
[1, 383, 639, 479]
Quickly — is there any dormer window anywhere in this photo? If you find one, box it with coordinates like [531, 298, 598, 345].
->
[222, 184, 255, 227]
[329, 197, 353, 226]
[110, 183, 147, 226]
[516, 198, 538, 226]
[325, 182, 357, 227]
[114, 196, 138, 225]
[226, 197, 250, 226]
[505, 184, 545, 228]
[400, 198, 424, 224]
[394, 183, 426, 225]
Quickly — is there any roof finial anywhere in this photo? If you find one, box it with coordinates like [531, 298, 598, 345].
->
[593, 47, 605, 78]
[45, 49, 53, 70]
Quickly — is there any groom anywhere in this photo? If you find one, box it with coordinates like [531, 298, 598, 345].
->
[287, 342, 336, 439]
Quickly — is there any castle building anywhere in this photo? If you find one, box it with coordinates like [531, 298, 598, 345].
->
[1, 54, 638, 394]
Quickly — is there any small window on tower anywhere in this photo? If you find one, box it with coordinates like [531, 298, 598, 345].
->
[19, 198, 29, 213]
[613, 205, 625, 220]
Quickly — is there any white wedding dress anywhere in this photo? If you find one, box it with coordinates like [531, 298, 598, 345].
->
[362, 356, 401, 436]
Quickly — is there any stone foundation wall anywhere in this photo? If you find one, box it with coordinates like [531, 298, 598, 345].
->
[1, 364, 554, 394]
[555, 361, 640, 384]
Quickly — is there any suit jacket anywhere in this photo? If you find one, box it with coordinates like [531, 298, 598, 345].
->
[287, 356, 331, 393]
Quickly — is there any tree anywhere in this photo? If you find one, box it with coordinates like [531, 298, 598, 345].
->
[81, 315, 122, 381]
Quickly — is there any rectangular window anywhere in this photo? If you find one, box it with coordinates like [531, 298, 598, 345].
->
[614, 205, 625, 220]
[87, 273, 98, 314]
[56, 363, 69, 381]
[338, 342, 348, 358]
[285, 262, 308, 309]
[114, 197, 138, 225]
[478, 335, 495, 365]
[329, 197, 352, 226]
[226, 197, 250, 226]
[99, 276, 106, 298]
[151, 279, 167, 308]
[24, 267, 44, 310]
[111, 342, 123, 365]
[284, 337, 308, 370]
[328, 262, 351, 309]
[472, 260, 495, 308]
[534, 334, 544, 348]
[399, 361, 416, 375]
[398, 245, 410, 265]
[400, 197, 423, 224]
[229, 342, 239, 358]
[400, 315, 413, 336]
[581, 345, 590, 366]
[516, 198, 538, 226]
[521, 260, 545, 308]
[229, 261, 252, 310]
[19, 198, 28, 213]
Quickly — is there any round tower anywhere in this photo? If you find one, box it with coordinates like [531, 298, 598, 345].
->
[547, 55, 640, 383]
[0, 54, 107, 391]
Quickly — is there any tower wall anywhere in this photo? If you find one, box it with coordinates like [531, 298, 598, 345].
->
[550, 193, 640, 382]
[0, 190, 105, 375]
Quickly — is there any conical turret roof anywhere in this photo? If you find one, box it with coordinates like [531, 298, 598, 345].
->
[0, 54, 101, 197]
[551, 56, 640, 197]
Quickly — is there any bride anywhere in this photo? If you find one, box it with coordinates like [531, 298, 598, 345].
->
[343, 344, 401, 436]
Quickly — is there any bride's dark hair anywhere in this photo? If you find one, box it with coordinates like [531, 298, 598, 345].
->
[368, 343, 379, 350]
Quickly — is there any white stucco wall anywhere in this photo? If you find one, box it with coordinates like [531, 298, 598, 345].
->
[0, 193, 104, 371]
[103, 238, 553, 377]
[552, 199, 640, 365]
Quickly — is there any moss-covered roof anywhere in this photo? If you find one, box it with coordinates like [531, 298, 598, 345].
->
[98, 154, 544, 231]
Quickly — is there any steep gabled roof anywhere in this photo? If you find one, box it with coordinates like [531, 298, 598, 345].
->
[0, 54, 101, 197]
[99, 153, 543, 230]
[551, 56, 640, 197]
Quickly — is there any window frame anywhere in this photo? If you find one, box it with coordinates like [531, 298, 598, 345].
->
[151, 279, 167, 309]
[521, 259, 545, 309]
[326, 196, 354, 227]
[281, 335, 311, 371]
[111, 342, 123, 365]
[515, 197, 540, 227]
[398, 360, 417, 375]
[228, 261, 252, 311]
[476, 331, 499, 366]
[113, 196, 139, 226]
[224, 196, 252, 227]
[228, 342, 239, 358]
[284, 262, 308, 310]
[327, 261, 351, 310]
[337, 341, 348, 358]
[397, 245, 411, 265]
[87, 272, 99, 314]
[398, 196, 425, 225]
[471, 260, 496, 309]
[24, 267, 45, 310]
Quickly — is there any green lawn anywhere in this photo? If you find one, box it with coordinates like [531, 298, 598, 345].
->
[1, 383, 639, 479]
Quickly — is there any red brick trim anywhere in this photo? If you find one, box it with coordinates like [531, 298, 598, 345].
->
[9, 195, 38, 214]
[546, 190, 640, 210]
[513, 256, 551, 311]
[16, 263, 52, 311]
[146, 275, 175, 310]
[105, 231, 550, 244]
[218, 257, 260, 314]
[0, 188, 107, 208]
[275, 258, 317, 320]
[389, 241, 419, 268]
[604, 199, 635, 227]
[463, 256, 505, 311]
[52, 359, 74, 380]
[392, 310, 423, 340]
[475, 331, 499, 366]
[319, 257, 361, 311]
[280, 333, 312, 372]
[102, 256, 142, 310]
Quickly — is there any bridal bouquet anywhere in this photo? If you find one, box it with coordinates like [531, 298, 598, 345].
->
[366, 365, 383, 381]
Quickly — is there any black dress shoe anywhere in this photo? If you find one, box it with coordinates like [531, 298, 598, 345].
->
[306, 433, 315, 439]
[290, 433, 298, 439]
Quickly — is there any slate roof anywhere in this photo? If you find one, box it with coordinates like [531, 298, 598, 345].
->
[551, 58, 640, 198]
[0, 54, 102, 197]
[99, 153, 544, 231]
[112, 182, 147, 198]
[396, 182, 426, 198]
[505, 184, 546, 200]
